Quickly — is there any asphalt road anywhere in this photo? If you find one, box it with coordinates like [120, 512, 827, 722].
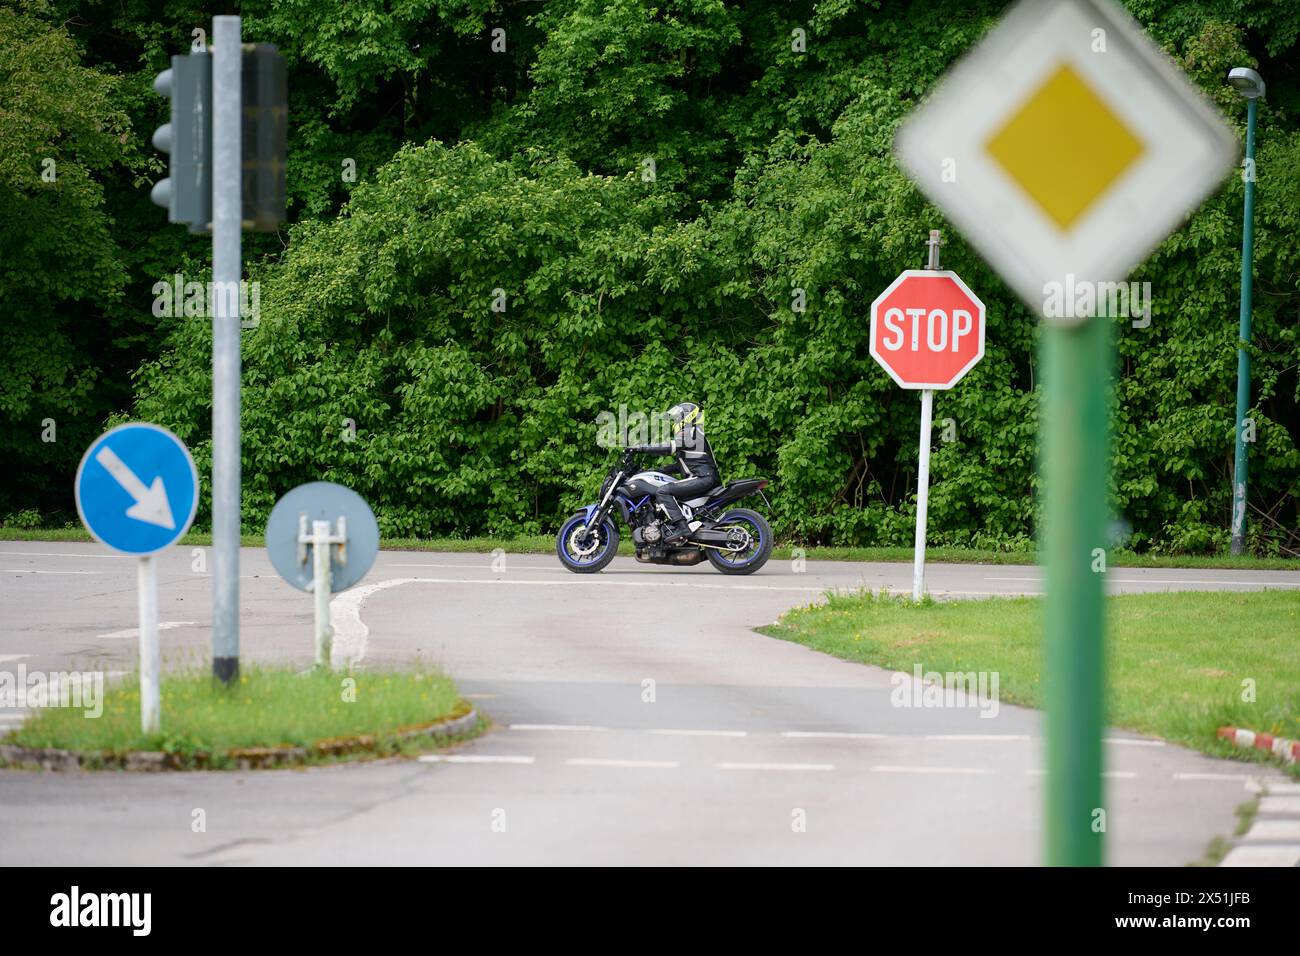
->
[1, 542, 1295, 865]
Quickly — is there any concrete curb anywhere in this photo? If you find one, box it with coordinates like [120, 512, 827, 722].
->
[1217, 726, 1299, 764]
[0, 703, 479, 772]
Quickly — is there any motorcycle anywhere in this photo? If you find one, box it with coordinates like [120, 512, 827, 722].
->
[555, 447, 774, 575]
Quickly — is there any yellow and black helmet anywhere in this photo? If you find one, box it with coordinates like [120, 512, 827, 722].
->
[663, 402, 702, 436]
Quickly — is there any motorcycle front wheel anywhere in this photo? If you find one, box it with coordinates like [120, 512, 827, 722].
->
[556, 512, 620, 573]
[705, 508, 773, 575]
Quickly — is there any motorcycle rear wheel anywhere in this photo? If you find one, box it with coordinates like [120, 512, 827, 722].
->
[705, 508, 773, 575]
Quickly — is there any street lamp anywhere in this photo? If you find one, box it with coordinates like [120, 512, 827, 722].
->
[1227, 67, 1263, 556]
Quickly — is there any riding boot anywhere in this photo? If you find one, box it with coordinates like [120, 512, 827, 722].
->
[657, 494, 690, 542]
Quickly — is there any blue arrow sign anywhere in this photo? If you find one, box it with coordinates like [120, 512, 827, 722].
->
[75, 423, 199, 555]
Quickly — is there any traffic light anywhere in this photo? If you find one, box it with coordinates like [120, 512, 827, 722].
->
[150, 52, 212, 232]
[241, 44, 287, 231]
[149, 44, 285, 233]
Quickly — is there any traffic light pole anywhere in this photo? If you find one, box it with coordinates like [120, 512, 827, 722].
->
[211, 15, 242, 684]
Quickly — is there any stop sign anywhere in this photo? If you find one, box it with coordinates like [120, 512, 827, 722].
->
[869, 270, 986, 389]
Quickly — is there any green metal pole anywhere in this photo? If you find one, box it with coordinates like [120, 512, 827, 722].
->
[1041, 303, 1111, 867]
[1230, 96, 1257, 556]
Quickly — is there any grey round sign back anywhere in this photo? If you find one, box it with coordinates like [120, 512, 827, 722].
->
[265, 482, 380, 592]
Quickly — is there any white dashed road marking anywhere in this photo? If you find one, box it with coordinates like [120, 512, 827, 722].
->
[1104, 737, 1166, 747]
[1259, 796, 1300, 814]
[874, 765, 995, 775]
[0, 551, 129, 559]
[2, 569, 104, 575]
[1026, 769, 1139, 778]
[98, 621, 201, 639]
[1220, 845, 1300, 867]
[1240, 820, 1300, 842]
[719, 762, 834, 772]
[419, 754, 535, 765]
[509, 723, 609, 733]
[986, 575, 1300, 588]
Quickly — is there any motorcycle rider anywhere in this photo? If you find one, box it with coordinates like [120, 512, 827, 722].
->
[629, 402, 721, 543]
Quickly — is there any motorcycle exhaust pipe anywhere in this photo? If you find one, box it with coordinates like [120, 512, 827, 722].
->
[635, 549, 706, 566]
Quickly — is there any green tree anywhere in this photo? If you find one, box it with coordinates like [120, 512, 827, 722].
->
[0, 0, 132, 519]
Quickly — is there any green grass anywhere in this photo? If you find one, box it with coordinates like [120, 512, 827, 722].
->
[4, 664, 465, 766]
[3, 526, 1296, 570]
[761, 589, 1300, 774]
[1187, 798, 1260, 866]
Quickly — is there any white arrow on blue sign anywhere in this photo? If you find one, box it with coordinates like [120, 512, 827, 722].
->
[75, 423, 199, 555]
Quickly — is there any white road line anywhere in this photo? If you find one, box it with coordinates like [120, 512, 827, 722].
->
[1257, 796, 1300, 814]
[567, 758, 679, 769]
[98, 621, 201, 639]
[1174, 772, 1256, 781]
[328, 578, 416, 667]
[1025, 769, 1139, 778]
[388, 562, 542, 570]
[648, 729, 746, 737]
[409, 576, 831, 593]
[1240, 820, 1300, 842]
[719, 762, 834, 771]
[418, 754, 535, 765]
[924, 734, 1028, 741]
[1220, 845, 1300, 867]
[1263, 782, 1300, 795]
[463, 693, 497, 700]
[0, 655, 32, 664]
[2, 569, 105, 575]
[873, 765, 994, 775]
[0, 551, 129, 559]
[780, 731, 887, 740]
[509, 723, 609, 732]
[360, 575, 1029, 598]
[1104, 737, 1166, 747]
[986, 575, 1300, 587]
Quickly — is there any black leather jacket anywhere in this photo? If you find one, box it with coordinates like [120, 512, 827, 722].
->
[633, 422, 719, 481]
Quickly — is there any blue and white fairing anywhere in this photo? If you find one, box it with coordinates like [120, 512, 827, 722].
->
[581, 470, 678, 528]
[630, 470, 676, 485]
[623, 470, 711, 511]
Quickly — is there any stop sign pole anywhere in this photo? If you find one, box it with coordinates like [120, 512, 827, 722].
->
[870, 231, 986, 600]
[912, 233, 942, 600]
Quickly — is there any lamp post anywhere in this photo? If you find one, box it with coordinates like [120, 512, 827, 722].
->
[1227, 67, 1264, 556]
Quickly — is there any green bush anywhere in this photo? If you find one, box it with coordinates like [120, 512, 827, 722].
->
[3, 508, 42, 530]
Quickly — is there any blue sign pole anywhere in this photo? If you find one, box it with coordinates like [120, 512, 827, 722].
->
[76, 423, 198, 733]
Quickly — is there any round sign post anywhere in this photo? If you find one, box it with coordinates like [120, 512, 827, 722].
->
[75, 423, 199, 734]
[265, 482, 379, 668]
[869, 233, 987, 599]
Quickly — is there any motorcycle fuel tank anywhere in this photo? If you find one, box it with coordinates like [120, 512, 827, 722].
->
[623, 471, 675, 498]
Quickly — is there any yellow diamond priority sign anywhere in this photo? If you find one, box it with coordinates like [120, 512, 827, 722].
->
[894, 0, 1236, 323]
